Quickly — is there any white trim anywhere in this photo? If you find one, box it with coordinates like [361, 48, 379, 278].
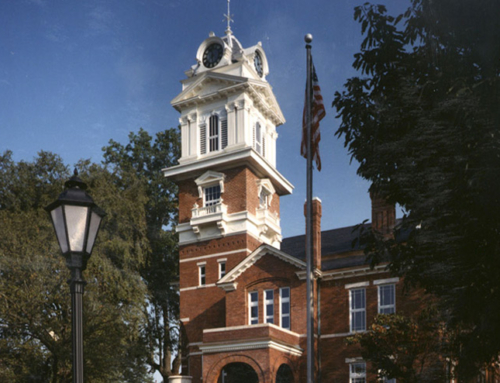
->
[345, 357, 364, 364]
[321, 332, 354, 339]
[322, 265, 387, 281]
[188, 351, 203, 356]
[217, 258, 227, 262]
[345, 281, 370, 289]
[218, 244, 306, 285]
[163, 146, 293, 195]
[373, 277, 400, 285]
[187, 342, 203, 347]
[180, 318, 190, 323]
[199, 339, 302, 357]
[196, 261, 207, 266]
[218, 282, 238, 292]
[180, 248, 251, 263]
[203, 323, 301, 338]
[180, 283, 216, 292]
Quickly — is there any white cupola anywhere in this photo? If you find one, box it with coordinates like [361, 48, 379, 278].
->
[166, 28, 290, 197]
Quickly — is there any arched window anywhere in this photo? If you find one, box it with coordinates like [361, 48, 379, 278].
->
[218, 362, 258, 383]
[200, 114, 228, 155]
[276, 364, 294, 383]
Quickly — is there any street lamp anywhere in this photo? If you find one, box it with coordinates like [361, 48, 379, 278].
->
[45, 169, 105, 383]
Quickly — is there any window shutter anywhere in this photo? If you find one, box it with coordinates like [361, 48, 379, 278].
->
[200, 123, 206, 155]
[221, 119, 228, 149]
[262, 135, 266, 157]
[253, 124, 256, 149]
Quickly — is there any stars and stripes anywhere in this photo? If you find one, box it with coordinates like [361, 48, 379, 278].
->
[301, 60, 326, 171]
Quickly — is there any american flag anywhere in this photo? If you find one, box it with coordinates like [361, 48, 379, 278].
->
[301, 60, 326, 171]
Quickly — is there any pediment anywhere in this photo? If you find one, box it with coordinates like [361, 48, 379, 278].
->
[171, 72, 285, 125]
[171, 72, 248, 109]
[217, 244, 306, 291]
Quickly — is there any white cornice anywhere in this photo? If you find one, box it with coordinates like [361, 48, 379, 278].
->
[199, 339, 302, 357]
[162, 146, 293, 195]
[172, 71, 285, 125]
[295, 269, 323, 280]
[321, 265, 387, 281]
[204, 323, 301, 339]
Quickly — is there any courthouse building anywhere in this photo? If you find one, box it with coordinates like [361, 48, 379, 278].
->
[163, 25, 420, 383]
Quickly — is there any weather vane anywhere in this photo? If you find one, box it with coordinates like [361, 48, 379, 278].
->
[223, 0, 234, 35]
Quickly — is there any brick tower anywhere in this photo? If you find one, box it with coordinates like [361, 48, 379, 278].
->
[163, 26, 294, 382]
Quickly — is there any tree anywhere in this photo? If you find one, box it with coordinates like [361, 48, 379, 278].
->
[347, 311, 449, 383]
[333, 0, 500, 378]
[0, 151, 153, 382]
[102, 127, 181, 380]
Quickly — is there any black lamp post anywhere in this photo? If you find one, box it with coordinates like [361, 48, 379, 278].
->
[45, 170, 105, 383]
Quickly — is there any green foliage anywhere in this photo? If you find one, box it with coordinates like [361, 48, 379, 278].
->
[334, 0, 500, 378]
[0, 151, 153, 382]
[347, 311, 449, 382]
[102, 127, 181, 379]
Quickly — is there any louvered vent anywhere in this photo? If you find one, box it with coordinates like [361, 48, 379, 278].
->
[200, 123, 206, 155]
[221, 119, 228, 149]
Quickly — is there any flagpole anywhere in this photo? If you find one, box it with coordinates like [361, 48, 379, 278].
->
[305, 33, 315, 383]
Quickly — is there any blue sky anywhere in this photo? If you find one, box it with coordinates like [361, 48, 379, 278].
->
[0, 0, 408, 239]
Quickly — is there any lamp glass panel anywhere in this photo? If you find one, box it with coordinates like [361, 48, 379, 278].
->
[64, 205, 89, 252]
[50, 206, 69, 253]
[86, 211, 102, 254]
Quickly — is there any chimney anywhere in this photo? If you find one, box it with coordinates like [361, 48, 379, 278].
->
[304, 197, 322, 270]
[370, 191, 395, 237]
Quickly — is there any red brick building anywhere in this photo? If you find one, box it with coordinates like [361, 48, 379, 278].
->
[163, 28, 425, 383]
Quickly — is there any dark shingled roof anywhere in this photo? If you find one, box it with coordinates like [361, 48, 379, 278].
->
[281, 220, 408, 271]
[281, 223, 371, 271]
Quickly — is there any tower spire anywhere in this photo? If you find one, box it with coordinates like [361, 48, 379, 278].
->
[223, 0, 234, 41]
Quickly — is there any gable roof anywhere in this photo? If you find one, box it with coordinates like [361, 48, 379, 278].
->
[217, 244, 306, 291]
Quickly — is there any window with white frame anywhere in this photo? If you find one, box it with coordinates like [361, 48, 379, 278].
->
[256, 179, 275, 210]
[280, 287, 291, 330]
[218, 260, 226, 279]
[264, 290, 274, 324]
[204, 185, 221, 207]
[350, 288, 366, 332]
[198, 264, 206, 286]
[378, 284, 396, 314]
[350, 363, 366, 383]
[200, 114, 227, 155]
[259, 188, 270, 208]
[249, 291, 259, 325]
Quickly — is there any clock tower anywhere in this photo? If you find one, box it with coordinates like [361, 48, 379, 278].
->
[163, 23, 293, 381]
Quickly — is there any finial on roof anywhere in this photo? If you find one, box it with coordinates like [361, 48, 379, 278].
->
[223, 0, 234, 39]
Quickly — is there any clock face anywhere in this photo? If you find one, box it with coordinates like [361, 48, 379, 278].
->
[203, 43, 223, 68]
[254, 51, 263, 77]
